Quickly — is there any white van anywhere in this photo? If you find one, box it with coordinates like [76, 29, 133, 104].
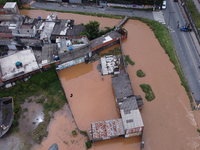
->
[162, 1, 166, 9]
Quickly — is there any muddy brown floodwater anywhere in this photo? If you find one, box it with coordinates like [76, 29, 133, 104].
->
[19, 10, 200, 150]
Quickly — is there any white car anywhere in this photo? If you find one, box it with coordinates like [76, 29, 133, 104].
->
[162, 1, 166, 9]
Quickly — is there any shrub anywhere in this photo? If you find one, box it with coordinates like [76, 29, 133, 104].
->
[72, 130, 77, 136]
[137, 70, 146, 77]
[14, 105, 20, 113]
[140, 84, 155, 101]
[12, 119, 19, 126]
[125, 55, 135, 66]
[85, 140, 91, 149]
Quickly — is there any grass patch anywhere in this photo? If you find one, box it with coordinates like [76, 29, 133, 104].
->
[185, 0, 200, 33]
[28, 98, 33, 103]
[28, 111, 50, 144]
[35, 96, 45, 103]
[125, 55, 135, 66]
[21, 108, 28, 114]
[0, 68, 67, 139]
[140, 84, 155, 101]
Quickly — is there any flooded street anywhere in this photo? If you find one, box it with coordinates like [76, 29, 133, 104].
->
[17, 10, 200, 150]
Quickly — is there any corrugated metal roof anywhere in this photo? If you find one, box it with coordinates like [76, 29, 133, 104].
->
[112, 73, 134, 100]
[120, 109, 144, 130]
[91, 118, 125, 140]
[118, 96, 138, 110]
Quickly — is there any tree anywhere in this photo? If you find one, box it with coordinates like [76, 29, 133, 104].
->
[85, 21, 100, 40]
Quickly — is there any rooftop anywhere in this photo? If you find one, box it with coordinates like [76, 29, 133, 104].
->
[112, 73, 134, 100]
[0, 49, 39, 82]
[40, 21, 55, 40]
[51, 20, 75, 36]
[41, 44, 58, 65]
[3, 2, 16, 9]
[91, 118, 125, 140]
[120, 109, 144, 130]
[66, 25, 85, 36]
[9, 15, 26, 29]
[118, 96, 138, 111]
[59, 43, 91, 63]
[90, 31, 121, 49]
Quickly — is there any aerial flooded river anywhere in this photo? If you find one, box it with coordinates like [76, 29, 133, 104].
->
[19, 10, 200, 150]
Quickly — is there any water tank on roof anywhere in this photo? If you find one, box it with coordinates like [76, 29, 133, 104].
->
[16, 61, 21, 67]
[68, 20, 71, 23]
[38, 16, 41, 20]
[54, 55, 59, 61]
[68, 47, 73, 51]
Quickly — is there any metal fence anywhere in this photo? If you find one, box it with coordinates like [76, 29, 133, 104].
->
[181, 0, 200, 45]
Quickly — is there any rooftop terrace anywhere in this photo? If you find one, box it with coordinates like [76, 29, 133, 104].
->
[0, 49, 39, 81]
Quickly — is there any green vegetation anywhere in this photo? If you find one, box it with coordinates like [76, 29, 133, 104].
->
[3, 107, 8, 121]
[85, 140, 92, 149]
[35, 96, 45, 103]
[140, 84, 155, 101]
[185, 0, 200, 33]
[72, 130, 77, 136]
[80, 130, 91, 149]
[100, 47, 121, 57]
[137, 69, 146, 77]
[125, 55, 135, 66]
[21, 108, 28, 114]
[0, 68, 67, 139]
[28, 98, 33, 103]
[197, 128, 200, 135]
[29, 111, 50, 144]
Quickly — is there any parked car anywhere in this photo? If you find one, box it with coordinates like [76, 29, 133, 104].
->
[174, 0, 178, 2]
[162, 1, 167, 9]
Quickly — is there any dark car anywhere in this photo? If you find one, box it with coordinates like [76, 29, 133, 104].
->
[174, 0, 178, 2]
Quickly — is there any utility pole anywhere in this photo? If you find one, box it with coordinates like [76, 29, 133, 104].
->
[153, 0, 156, 11]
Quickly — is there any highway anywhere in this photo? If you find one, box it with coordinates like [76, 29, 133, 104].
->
[162, 0, 200, 106]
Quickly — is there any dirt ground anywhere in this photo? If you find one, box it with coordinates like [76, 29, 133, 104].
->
[0, 9, 196, 150]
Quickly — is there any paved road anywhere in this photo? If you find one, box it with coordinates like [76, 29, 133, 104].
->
[30, 2, 154, 20]
[30, 1, 200, 106]
[162, 1, 200, 106]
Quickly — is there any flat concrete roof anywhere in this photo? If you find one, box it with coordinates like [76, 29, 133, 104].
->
[0, 49, 39, 81]
[40, 22, 55, 40]
[90, 31, 121, 48]
[3, 2, 16, 9]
